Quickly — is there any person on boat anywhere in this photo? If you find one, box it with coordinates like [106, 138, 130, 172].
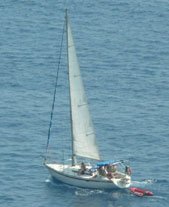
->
[79, 162, 87, 175]
[107, 164, 117, 173]
[125, 166, 132, 175]
[98, 166, 107, 176]
[106, 164, 117, 179]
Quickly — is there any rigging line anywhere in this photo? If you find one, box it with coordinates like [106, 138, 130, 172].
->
[44, 18, 66, 162]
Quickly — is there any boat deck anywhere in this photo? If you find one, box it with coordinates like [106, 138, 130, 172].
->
[46, 163, 127, 181]
[46, 163, 100, 179]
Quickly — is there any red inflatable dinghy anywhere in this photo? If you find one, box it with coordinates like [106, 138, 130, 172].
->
[129, 187, 153, 197]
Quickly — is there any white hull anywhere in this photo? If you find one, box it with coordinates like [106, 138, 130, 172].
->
[45, 163, 131, 189]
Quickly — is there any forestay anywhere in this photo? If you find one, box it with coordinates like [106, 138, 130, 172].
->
[66, 16, 100, 160]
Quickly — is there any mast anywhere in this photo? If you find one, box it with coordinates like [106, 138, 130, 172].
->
[65, 9, 76, 166]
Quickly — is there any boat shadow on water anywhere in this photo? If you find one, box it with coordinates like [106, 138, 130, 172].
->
[46, 177, 168, 201]
[45, 177, 168, 207]
[46, 178, 142, 207]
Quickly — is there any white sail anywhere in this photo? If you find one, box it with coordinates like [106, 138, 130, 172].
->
[66, 16, 100, 160]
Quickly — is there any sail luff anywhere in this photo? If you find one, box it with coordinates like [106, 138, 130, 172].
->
[66, 12, 100, 161]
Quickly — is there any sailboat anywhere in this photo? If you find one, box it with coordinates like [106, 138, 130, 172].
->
[44, 10, 131, 189]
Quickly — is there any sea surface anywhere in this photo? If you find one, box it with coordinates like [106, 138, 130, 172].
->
[1, 0, 169, 206]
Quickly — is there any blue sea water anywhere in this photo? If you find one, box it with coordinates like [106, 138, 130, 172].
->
[1, 0, 169, 206]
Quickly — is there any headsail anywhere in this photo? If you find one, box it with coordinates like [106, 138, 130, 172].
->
[66, 12, 100, 161]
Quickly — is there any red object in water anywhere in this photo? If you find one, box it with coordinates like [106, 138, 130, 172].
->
[129, 187, 153, 197]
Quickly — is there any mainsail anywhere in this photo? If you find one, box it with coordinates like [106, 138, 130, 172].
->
[66, 14, 100, 161]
